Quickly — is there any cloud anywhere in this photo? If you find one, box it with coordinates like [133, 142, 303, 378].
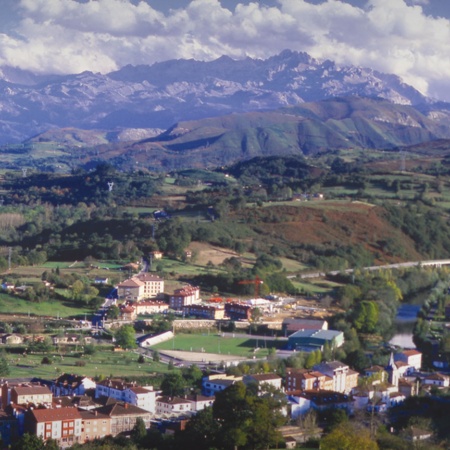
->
[0, 0, 450, 100]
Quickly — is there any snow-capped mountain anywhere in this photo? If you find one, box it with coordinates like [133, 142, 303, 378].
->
[0, 50, 436, 144]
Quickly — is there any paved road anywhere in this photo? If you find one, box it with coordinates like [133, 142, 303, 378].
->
[296, 259, 450, 279]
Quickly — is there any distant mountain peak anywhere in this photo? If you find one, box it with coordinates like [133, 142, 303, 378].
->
[0, 50, 439, 145]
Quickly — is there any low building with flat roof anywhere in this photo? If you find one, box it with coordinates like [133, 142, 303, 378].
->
[287, 329, 344, 351]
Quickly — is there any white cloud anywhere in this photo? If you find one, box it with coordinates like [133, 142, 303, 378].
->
[0, 0, 450, 100]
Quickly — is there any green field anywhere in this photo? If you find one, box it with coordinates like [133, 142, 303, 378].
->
[0, 292, 91, 319]
[151, 333, 285, 358]
[4, 348, 171, 380]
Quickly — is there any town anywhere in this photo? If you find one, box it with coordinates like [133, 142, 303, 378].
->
[0, 258, 448, 450]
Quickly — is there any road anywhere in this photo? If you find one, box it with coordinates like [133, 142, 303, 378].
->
[295, 259, 450, 279]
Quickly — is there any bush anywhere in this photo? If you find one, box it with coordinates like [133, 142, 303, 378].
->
[75, 360, 86, 367]
[41, 356, 51, 365]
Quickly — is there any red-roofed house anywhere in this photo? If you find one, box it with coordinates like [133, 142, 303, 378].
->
[117, 278, 144, 301]
[169, 285, 200, 309]
[395, 350, 422, 372]
[26, 407, 82, 448]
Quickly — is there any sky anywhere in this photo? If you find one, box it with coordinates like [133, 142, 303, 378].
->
[1, 0, 450, 100]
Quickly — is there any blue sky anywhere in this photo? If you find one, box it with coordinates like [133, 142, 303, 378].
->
[1, 0, 450, 100]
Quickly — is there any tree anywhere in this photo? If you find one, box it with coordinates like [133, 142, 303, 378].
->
[0, 356, 9, 376]
[177, 407, 220, 450]
[160, 372, 186, 397]
[108, 304, 120, 320]
[131, 417, 147, 445]
[114, 325, 137, 349]
[212, 381, 284, 450]
[320, 422, 379, 450]
[354, 301, 379, 333]
[11, 433, 46, 450]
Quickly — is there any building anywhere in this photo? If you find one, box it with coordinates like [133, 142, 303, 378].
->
[26, 407, 82, 448]
[0, 409, 19, 447]
[78, 409, 111, 442]
[117, 278, 144, 301]
[123, 386, 156, 413]
[282, 318, 328, 334]
[183, 304, 225, 320]
[422, 373, 449, 388]
[202, 375, 243, 396]
[95, 379, 139, 401]
[287, 329, 344, 351]
[95, 379, 155, 413]
[184, 394, 214, 412]
[135, 300, 169, 316]
[0, 334, 24, 345]
[94, 402, 152, 436]
[244, 374, 283, 391]
[395, 350, 422, 372]
[294, 390, 354, 415]
[169, 285, 200, 310]
[52, 374, 96, 397]
[155, 396, 193, 416]
[285, 369, 333, 392]
[312, 361, 358, 394]
[1, 382, 53, 408]
[224, 302, 252, 321]
[134, 273, 165, 299]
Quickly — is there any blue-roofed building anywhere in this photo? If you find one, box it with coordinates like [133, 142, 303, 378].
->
[287, 329, 344, 352]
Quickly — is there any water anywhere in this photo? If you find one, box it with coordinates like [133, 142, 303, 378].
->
[389, 304, 421, 349]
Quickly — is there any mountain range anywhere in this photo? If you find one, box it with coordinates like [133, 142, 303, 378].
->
[2, 50, 450, 170]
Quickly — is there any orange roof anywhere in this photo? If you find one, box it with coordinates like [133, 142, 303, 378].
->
[31, 407, 82, 423]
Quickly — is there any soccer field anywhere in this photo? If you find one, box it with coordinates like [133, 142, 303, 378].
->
[151, 333, 285, 358]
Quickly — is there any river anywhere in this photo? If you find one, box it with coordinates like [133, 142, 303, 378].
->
[389, 303, 421, 349]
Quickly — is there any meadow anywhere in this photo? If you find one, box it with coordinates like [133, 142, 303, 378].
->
[4, 347, 171, 380]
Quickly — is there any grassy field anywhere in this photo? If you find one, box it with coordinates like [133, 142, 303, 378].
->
[4, 348, 171, 380]
[0, 292, 91, 319]
[151, 333, 285, 358]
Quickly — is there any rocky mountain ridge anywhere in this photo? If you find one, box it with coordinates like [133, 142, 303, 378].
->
[0, 50, 436, 145]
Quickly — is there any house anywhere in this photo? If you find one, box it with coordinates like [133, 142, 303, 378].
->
[312, 361, 358, 394]
[119, 304, 137, 321]
[169, 285, 200, 310]
[94, 402, 152, 436]
[0, 333, 24, 345]
[296, 390, 354, 414]
[78, 409, 111, 442]
[52, 374, 96, 397]
[422, 372, 449, 388]
[287, 329, 344, 351]
[285, 369, 333, 392]
[202, 375, 243, 396]
[25, 407, 83, 448]
[183, 304, 225, 320]
[155, 396, 193, 416]
[150, 251, 163, 260]
[394, 350, 422, 372]
[184, 394, 214, 412]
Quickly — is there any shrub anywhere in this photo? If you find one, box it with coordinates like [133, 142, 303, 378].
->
[41, 356, 51, 365]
